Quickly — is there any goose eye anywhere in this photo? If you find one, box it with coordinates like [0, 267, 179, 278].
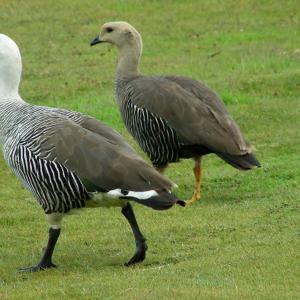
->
[106, 27, 114, 33]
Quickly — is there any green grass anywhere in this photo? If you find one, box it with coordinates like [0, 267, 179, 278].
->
[1, 0, 300, 299]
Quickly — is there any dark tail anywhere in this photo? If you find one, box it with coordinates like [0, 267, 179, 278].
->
[217, 152, 261, 170]
[127, 192, 185, 210]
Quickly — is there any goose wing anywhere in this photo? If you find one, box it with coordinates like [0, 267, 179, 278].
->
[37, 117, 174, 193]
[125, 76, 251, 155]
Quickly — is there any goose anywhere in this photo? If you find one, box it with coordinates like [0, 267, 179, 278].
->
[0, 33, 184, 272]
[90, 21, 261, 204]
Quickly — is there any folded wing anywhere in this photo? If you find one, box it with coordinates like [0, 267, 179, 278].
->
[126, 76, 252, 155]
[37, 118, 174, 193]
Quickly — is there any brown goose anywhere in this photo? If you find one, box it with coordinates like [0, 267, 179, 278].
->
[0, 34, 184, 272]
[90, 21, 261, 204]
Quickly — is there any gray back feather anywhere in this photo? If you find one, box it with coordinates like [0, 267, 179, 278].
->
[37, 112, 174, 192]
[117, 76, 251, 155]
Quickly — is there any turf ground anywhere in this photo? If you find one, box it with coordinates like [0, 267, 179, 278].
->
[0, 0, 299, 299]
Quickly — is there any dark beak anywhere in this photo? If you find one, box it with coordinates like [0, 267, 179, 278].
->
[90, 35, 103, 46]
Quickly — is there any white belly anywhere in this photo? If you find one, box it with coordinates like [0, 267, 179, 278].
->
[85, 192, 128, 208]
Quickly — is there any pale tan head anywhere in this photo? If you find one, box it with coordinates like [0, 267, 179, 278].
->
[91, 21, 143, 77]
[90, 21, 142, 52]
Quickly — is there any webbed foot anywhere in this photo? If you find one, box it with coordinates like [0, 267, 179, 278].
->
[125, 242, 148, 266]
[18, 262, 57, 273]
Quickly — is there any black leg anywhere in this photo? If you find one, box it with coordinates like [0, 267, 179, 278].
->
[154, 163, 168, 174]
[18, 227, 61, 273]
[121, 203, 147, 266]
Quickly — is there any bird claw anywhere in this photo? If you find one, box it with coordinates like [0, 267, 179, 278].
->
[186, 193, 201, 206]
[18, 262, 57, 273]
[125, 243, 148, 266]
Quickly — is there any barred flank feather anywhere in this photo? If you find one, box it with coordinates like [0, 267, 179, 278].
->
[121, 99, 181, 166]
[7, 145, 88, 213]
[1, 101, 90, 214]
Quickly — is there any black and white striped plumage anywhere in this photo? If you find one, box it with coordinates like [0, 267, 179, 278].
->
[121, 98, 181, 166]
[3, 103, 89, 214]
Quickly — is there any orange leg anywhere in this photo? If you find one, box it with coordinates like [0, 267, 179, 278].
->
[187, 158, 202, 205]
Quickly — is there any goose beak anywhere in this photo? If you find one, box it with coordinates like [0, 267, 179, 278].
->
[90, 36, 103, 46]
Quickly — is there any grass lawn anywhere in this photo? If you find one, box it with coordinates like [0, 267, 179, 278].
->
[0, 0, 299, 299]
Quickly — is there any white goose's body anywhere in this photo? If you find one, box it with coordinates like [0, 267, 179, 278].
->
[0, 33, 184, 272]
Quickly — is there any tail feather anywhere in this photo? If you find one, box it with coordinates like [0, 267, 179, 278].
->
[217, 152, 261, 170]
[125, 192, 185, 210]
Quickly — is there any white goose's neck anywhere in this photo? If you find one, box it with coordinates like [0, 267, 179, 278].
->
[0, 33, 24, 102]
[0, 85, 21, 101]
[0, 93, 24, 103]
[116, 40, 142, 79]
[0, 62, 23, 101]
